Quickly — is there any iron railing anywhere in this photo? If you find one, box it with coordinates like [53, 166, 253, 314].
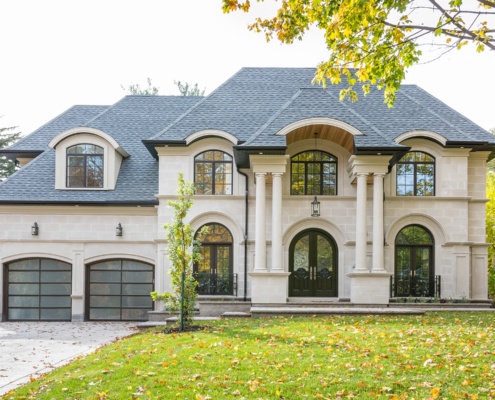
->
[390, 275, 441, 299]
[193, 272, 237, 296]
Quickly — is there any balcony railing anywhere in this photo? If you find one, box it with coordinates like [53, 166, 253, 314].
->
[390, 275, 441, 298]
[193, 272, 237, 296]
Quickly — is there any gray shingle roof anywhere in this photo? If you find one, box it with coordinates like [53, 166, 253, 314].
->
[0, 96, 202, 204]
[1, 67, 493, 205]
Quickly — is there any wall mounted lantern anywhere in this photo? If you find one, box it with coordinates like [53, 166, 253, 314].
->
[31, 222, 39, 236]
[311, 196, 320, 217]
[116, 223, 123, 237]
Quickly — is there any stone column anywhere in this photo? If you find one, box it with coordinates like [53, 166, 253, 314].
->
[372, 173, 386, 272]
[254, 173, 267, 271]
[271, 172, 283, 271]
[355, 173, 368, 271]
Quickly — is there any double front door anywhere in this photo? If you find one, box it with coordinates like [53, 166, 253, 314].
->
[289, 229, 338, 297]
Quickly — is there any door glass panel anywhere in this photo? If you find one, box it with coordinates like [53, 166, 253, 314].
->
[9, 271, 39, 283]
[90, 296, 121, 307]
[317, 234, 333, 272]
[294, 234, 310, 273]
[122, 309, 148, 320]
[122, 271, 153, 283]
[122, 283, 153, 295]
[91, 283, 121, 295]
[122, 296, 152, 307]
[90, 270, 121, 282]
[9, 308, 39, 320]
[395, 247, 411, 296]
[40, 309, 71, 320]
[216, 246, 231, 277]
[41, 271, 71, 283]
[197, 247, 211, 273]
[41, 296, 71, 307]
[90, 308, 120, 320]
[9, 283, 39, 295]
[9, 296, 40, 307]
[41, 283, 71, 295]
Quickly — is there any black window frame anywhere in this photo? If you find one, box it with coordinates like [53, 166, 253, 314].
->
[396, 151, 435, 196]
[290, 150, 338, 196]
[66, 143, 104, 188]
[194, 150, 233, 195]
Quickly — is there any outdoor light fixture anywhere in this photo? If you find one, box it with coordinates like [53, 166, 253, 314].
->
[116, 223, 123, 237]
[31, 222, 39, 236]
[310, 131, 321, 217]
[311, 196, 320, 217]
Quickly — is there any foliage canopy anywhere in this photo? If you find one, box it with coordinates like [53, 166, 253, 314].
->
[0, 119, 21, 181]
[223, 0, 495, 105]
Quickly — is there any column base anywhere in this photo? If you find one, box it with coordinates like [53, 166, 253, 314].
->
[249, 272, 291, 304]
[348, 271, 392, 305]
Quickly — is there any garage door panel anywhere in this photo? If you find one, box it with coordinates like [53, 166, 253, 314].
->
[90, 308, 120, 320]
[90, 270, 121, 282]
[9, 296, 40, 307]
[90, 283, 121, 295]
[40, 283, 71, 295]
[9, 271, 39, 282]
[122, 283, 153, 295]
[9, 283, 40, 295]
[40, 296, 71, 307]
[122, 296, 152, 307]
[90, 295, 121, 307]
[122, 271, 153, 283]
[40, 309, 71, 320]
[9, 308, 39, 320]
[122, 309, 148, 320]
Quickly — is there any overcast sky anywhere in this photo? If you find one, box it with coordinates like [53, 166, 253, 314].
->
[1, 0, 494, 136]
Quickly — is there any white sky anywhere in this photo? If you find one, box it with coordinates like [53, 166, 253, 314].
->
[1, 0, 494, 136]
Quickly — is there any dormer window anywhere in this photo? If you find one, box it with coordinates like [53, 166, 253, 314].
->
[66, 144, 104, 188]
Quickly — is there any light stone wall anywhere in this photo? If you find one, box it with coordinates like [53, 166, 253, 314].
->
[0, 206, 157, 321]
[1, 136, 490, 320]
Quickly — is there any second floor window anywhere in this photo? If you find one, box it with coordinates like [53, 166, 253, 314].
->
[396, 151, 435, 196]
[195, 150, 233, 195]
[66, 144, 104, 188]
[291, 150, 337, 195]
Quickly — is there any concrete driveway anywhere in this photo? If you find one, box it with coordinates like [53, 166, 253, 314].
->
[0, 321, 137, 395]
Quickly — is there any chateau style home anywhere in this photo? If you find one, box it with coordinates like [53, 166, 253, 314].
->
[1, 68, 494, 321]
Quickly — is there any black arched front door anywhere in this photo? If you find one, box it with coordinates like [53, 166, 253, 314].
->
[289, 229, 338, 297]
[395, 225, 434, 297]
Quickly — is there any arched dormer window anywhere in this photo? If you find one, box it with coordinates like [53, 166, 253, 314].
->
[396, 151, 435, 196]
[66, 144, 104, 188]
[194, 150, 233, 195]
[291, 150, 337, 195]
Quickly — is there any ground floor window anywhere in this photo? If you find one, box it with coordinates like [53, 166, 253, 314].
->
[289, 229, 338, 297]
[5, 258, 72, 321]
[194, 223, 234, 295]
[394, 225, 435, 297]
[87, 260, 154, 321]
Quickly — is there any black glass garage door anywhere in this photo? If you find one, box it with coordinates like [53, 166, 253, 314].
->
[6, 259, 72, 321]
[87, 260, 154, 321]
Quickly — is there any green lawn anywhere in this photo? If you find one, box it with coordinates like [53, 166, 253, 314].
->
[5, 313, 495, 399]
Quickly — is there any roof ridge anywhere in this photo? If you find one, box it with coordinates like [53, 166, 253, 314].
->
[399, 86, 481, 140]
[322, 89, 391, 142]
[6, 105, 108, 150]
[84, 96, 130, 126]
[243, 89, 304, 146]
[148, 68, 247, 141]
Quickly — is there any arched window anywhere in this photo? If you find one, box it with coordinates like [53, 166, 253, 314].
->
[194, 150, 233, 195]
[396, 151, 435, 196]
[194, 223, 234, 295]
[291, 150, 337, 195]
[66, 144, 104, 188]
[395, 225, 435, 297]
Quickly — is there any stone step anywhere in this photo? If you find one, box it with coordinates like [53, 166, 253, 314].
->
[250, 306, 426, 318]
[221, 312, 251, 318]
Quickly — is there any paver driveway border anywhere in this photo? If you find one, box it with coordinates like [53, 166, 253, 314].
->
[0, 321, 137, 395]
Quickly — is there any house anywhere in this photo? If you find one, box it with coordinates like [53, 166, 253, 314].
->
[0, 67, 493, 322]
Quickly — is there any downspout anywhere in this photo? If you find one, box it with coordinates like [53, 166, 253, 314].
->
[237, 168, 249, 302]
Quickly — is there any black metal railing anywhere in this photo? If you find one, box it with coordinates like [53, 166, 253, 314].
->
[193, 272, 237, 296]
[390, 275, 441, 299]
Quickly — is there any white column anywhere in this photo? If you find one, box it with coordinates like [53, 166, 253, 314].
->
[372, 173, 386, 272]
[271, 172, 283, 271]
[254, 173, 267, 271]
[355, 173, 368, 271]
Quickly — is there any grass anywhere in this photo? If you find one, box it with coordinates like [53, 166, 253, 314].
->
[5, 313, 495, 399]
